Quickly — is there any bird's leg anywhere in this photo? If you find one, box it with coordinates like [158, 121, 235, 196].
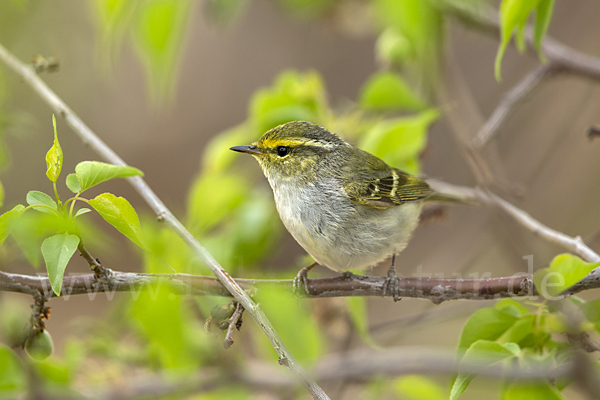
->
[383, 254, 402, 302]
[293, 262, 318, 297]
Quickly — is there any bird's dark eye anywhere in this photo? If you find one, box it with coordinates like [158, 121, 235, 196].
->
[277, 146, 290, 157]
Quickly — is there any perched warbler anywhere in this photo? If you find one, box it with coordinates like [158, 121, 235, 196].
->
[231, 121, 440, 298]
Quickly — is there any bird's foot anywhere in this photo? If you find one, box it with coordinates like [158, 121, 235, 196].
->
[293, 262, 318, 297]
[382, 263, 402, 302]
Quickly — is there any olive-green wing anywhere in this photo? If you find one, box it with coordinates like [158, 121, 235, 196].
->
[342, 149, 431, 208]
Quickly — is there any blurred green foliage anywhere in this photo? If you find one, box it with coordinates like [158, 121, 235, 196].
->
[254, 286, 324, 364]
[0, 0, 575, 399]
[533, 254, 599, 299]
[94, 0, 193, 103]
[393, 375, 447, 400]
[130, 284, 207, 371]
[495, 0, 555, 80]
[0, 345, 26, 394]
[446, 286, 600, 399]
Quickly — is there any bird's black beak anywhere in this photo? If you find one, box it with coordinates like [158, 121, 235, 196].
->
[230, 145, 264, 155]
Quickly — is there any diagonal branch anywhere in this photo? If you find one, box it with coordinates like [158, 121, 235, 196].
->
[428, 180, 600, 264]
[0, 43, 329, 400]
[471, 64, 555, 148]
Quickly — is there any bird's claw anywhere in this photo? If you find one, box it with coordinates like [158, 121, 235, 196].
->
[383, 267, 402, 302]
[293, 262, 317, 297]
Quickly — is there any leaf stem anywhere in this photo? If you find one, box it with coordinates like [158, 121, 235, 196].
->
[53, 181, 61, 209]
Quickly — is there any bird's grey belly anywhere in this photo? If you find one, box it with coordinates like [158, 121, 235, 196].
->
[273, 180, 422, 272]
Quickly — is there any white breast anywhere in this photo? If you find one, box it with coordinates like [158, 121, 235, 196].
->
[268, 176, 422, 272]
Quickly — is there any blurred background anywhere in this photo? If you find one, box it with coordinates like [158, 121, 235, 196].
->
[0, 0, 599, 398]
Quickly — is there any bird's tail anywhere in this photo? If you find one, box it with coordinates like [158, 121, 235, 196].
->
[424, 180, 480, 205]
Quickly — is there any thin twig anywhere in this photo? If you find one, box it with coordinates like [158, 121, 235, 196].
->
[77, 242, 109, 279]
[0, 42, 329, 400]
[471, 64, 555, 148]
[428, 180, 600, 264]
[568, 332, 600, 353]
[224, 302, 244, 349]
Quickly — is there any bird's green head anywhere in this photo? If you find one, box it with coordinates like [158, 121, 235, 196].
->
[230, 121, 349, 181]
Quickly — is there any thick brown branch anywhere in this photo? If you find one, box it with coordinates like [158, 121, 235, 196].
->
[0, 267, 567, 305]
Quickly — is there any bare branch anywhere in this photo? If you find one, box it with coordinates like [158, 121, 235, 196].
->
[224, 302, 244, 349]
[72, 347, 577, 400]
[445, 4, 600, 81]
[0, 262, 589, 305]
[429, 180, 600, 264]
[77, 242, 110, 279]
[471, 64, 555, 148]
[312, 347, 574, 383]
[0, 42, 329, 400]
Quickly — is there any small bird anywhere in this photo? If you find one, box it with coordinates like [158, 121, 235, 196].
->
[231, 121, 436, 299]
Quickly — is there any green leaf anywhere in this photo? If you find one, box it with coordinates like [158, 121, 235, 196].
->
[89, 193, 145, 248]
[358, 109, 438, 175]
[0, 345, 26, 393]
[375, 27, 412, 68]
[457, 307, 517, 351]
[451, 340, 519, 399]
[32, 358, 72, 385]
[393, 375, 446, 400]
[45, 115, 63, 183]
[249, 71, 327, 133]
[496, 315, 536, 345]
[133, 0, 192, 102]
[26, 191, 58, 214]
[11, 213, 44, 268]
[359, 71, 426, 112]
[74, 208, 92, 218]
[0, 204, 25, 246]
[65, 173, 81, 193]
[503, 382, 564, 400]
[533, 254, 600, 299]
[495, 0, 541, 81]
[41, 233, 80, 296]
[346, 297, 380, 348]
[95, 0, 135, 39]
[72, 161, 143, 193]
[533, 0, 555, 58]
[495, 298, 530, 317]
[10, 212, 79, 269]
[373, 0, 443, 88]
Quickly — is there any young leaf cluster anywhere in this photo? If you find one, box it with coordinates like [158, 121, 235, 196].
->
[446, 254, 600, 399]
[0, 116, 144, 295]
[495, 0, 555, 80]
